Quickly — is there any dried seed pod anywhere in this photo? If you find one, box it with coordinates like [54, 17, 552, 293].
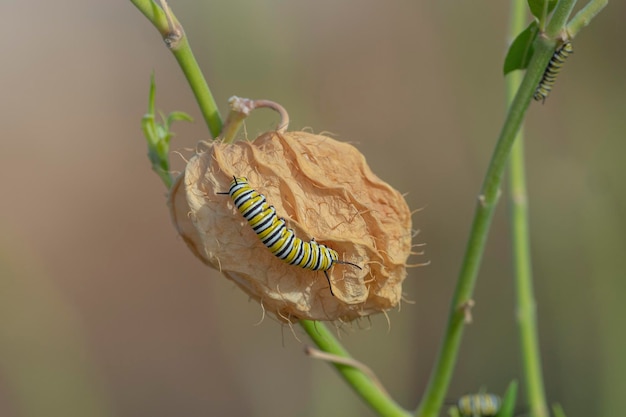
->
[168, 131, 413, 322]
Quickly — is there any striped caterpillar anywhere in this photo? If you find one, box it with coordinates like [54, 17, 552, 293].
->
[218, 176, 361, 295]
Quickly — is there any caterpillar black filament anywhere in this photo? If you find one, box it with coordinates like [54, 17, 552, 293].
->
[218, 176, 361, 295]
[533, 40, 573, 103]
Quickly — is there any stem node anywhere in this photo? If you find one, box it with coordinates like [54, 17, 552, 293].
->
[459, 299, 475, 324]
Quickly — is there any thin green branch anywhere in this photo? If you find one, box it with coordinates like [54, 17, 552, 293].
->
[300, 320, 411, 417]
[545, 0, 578, 38]
[130, 0, 170, 32]
[130, 0, 223, 138]
[566, 0, 609, 38]
[506, 1, 548, 417]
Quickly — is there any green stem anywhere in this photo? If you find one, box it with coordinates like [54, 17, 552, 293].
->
[509, 137, 548, 417]
[415, 59, 533, 417]
[545, 0, 577, 38]
[506, 1, 548, 417]
[414, 2, 582, 415]
[130, 0, 223, 138]
[170, 37, 223, 139]
[300, 320, 410, 417]
[566, 0, 608, 38]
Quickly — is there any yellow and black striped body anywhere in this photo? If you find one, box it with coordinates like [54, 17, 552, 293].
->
[534, 40, 573, 103]
[220, 177, 361, 294]
[457, 394, 501, 417]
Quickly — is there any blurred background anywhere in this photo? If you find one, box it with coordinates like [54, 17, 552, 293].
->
[0, 0, 624, 416]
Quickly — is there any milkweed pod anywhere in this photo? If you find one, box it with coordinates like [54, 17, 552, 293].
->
[168, 131, 414, 322]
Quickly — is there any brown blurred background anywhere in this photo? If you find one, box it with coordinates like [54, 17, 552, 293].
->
[1, 1, 624, 416]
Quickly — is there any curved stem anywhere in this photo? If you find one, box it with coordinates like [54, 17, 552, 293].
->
[253, 100, 290, 133]
[300, 320, 411, 417]
[221, 97, 290, 143]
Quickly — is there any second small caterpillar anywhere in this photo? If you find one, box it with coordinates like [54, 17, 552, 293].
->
[534, 40, 573, 103]
[457, 394, 501, 417]
[218, 176, 361, 296]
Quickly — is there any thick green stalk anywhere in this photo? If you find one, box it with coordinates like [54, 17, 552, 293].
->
[545, 0, 577, 36]
[130, 0, 223, 138]
[506, 0, 548, 417]
[300, 320, 411, 417]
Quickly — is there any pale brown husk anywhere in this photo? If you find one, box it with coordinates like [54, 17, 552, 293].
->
[168, 131, 412, 322]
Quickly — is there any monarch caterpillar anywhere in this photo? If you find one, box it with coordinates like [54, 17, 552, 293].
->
[218, 176, 361, 296]
[457, 394, 501, 417]
[533, 40, 573, 103]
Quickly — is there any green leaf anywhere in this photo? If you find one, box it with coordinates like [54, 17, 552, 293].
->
[528, 0, 558, 20]
[494, 380, 518, 417]
[167, 111, 194, 125]
[552, 403, 567, 417]
[141, 74, 192, 189]
[503, 21, 539, 75]
[447, 405, 461, 417]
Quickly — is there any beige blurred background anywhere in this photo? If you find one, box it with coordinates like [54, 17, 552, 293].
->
[1, 1, 624, 416]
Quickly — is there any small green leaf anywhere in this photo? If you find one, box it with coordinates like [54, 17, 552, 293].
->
[168, 111, 194, 123]
[447, 405, 461, 417]
[503, 21, 539, 75]
[140, 74, 192, 189]
[528, 0, 558, 20]
[552, 403, 567, 417]
[494, 380, 518, 417]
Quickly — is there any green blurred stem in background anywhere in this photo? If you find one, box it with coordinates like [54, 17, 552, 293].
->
[506, 0, 548, 417]
[508, 1, 607, 416]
